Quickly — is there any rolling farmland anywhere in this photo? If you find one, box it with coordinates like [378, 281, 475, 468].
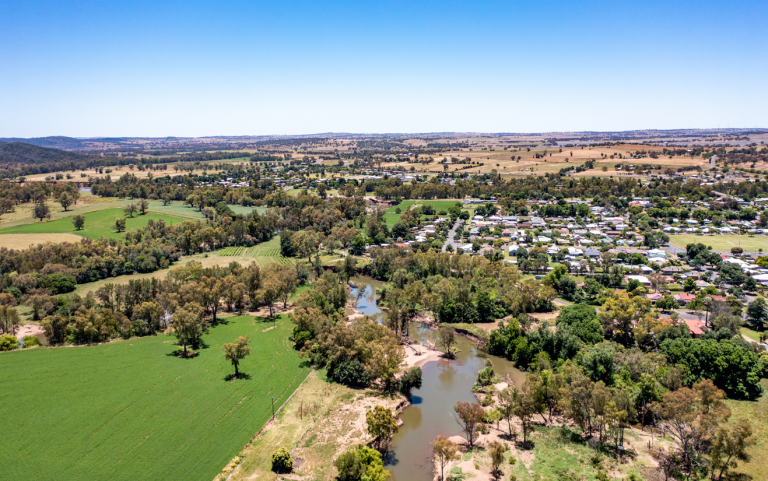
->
[0, 315, 308, 481]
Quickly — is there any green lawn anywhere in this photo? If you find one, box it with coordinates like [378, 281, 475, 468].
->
[669, 234, 768, 252]
[0, 208, 188, 240]
[0, 315, 308, 481]
[741, 325, 765, 342]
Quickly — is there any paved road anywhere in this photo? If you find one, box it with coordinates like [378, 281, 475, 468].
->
[443, 218, 463, 252]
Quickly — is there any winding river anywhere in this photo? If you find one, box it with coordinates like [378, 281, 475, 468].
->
[349, 276, 526, 481]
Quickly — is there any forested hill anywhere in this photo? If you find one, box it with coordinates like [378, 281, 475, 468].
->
[0, 141, 90, 165]
[0, 136, 87, 150]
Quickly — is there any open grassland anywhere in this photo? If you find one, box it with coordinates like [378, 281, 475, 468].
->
[0, 233, 84, 249]
[0, 207, 187, 240]
[0, 314, 308, 481]
[227, 370, 401, 481]
[669, 234, 768, 252]
[724, 380, 768, 480]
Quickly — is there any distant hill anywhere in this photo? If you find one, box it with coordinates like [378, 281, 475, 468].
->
[0, 141, 89, 165]
[0, 136, 87, 150]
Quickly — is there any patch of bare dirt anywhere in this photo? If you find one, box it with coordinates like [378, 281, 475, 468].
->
[14, 323, 44, 340]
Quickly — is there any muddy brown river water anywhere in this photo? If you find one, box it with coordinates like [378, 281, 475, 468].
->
[349, 276, 526, 480]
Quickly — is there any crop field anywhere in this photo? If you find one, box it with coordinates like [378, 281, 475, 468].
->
[669, 234, 768, 252]
[0, 208, 187, 240]
[250, 237, 295, 266]
[0, 314, 309, 481]
[0, 233, 84, 249]
[220, 246, 251, 256]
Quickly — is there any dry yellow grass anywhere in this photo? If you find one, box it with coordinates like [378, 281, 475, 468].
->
[224, 371, 403, 481]
[0, 233, 83, 249]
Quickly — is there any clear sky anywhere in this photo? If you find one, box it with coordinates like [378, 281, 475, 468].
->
[2, 0, 766, 137]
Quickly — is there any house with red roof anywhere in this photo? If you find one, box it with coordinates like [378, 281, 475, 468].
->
[684, 318, 707, 337]
[673, 293, 696, 305]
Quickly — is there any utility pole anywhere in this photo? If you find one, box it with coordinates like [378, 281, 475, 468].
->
[271, 397, 275, 420]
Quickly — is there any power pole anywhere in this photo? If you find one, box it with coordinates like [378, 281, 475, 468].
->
[271, 397, 275, 420]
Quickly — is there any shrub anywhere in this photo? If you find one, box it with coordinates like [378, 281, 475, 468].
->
[21, 335, 41, 348]
[293, 330, 312, 348]
[0, 334, 20, 351]
[332, 360, 370, 387]
[271, 447, 292, 472]
[476, 366, 495, 386]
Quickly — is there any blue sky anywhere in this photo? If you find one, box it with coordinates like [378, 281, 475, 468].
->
[1, 0, 766, 137]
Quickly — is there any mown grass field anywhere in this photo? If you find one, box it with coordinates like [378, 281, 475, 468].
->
[0, 314, 308, 481]
[669, 234, 768, 252]
[0, 208, 187, 240]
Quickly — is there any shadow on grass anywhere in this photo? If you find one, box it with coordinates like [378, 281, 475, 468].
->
[166, 349, 200, 359]
[224, 372, 253, 381]
[298, 359, 313, 369]
[166, 339, 209, 358]
[253, 316, 278, 324]
[516, 439, 535, 450]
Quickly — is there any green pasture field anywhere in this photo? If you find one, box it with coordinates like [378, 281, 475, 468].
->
[0, 314, 308, 481]
[0, 208, 188, 240]
[669, 234, 768, 252]
[147, 200, 205, 220]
